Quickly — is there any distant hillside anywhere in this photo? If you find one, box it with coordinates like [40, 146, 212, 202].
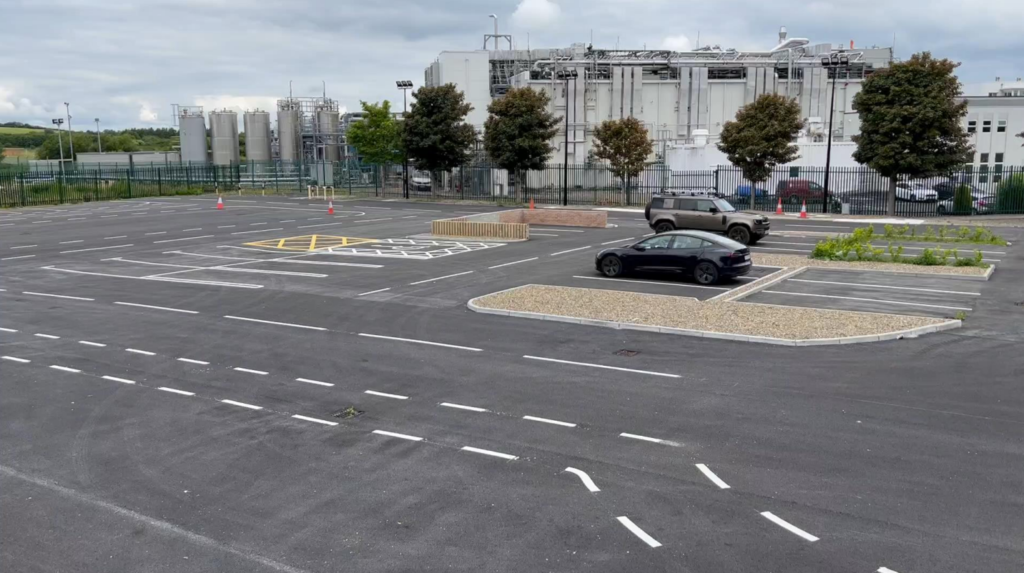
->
[0, 126, 48, 135]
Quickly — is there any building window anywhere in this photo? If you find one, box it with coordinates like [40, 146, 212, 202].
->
[982, 120, 991, 133]
[980, 153, 989, 163]
[997, 120, 1007, 133]
[979, 164, 989, 183]
[994, 153, 1004, 183]
[995, 153, 1004, 163]
[967, 120, 976, 133]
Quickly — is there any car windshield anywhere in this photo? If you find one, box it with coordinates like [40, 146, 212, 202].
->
[713, 199, 737, 212]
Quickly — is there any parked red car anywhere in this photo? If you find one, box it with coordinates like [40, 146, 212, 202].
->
[776, 179, 825, 204]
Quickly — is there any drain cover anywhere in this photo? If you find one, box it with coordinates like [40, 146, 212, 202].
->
[614, 349, 640, 357]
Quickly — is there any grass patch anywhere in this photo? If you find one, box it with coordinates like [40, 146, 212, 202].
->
[881, 224, 1007, 246]
[811, 227, 988, 268]
[0, 126, 45, 135]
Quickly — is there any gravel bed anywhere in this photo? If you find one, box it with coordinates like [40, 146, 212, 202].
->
[474, 285, 948, 340]
[752, 253, 990, 276]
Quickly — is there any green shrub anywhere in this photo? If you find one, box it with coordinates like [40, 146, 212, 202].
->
[996, 173, 1024, 214]
[912, 248, 941, 265]
[953, 183, 973, 214]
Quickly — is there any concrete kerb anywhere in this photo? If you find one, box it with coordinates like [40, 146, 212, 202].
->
[466, 284, 962, 347]
[710, 266, 807, 302]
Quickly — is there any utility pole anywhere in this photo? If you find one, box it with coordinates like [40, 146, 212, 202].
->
[557, 69, 578, 206]
[52, 118, 65, 179]
[95, 118, 102, 152]
[65, 102, 74, 161]
[396, 80, 413, 199]
[820, 51, 850, 214]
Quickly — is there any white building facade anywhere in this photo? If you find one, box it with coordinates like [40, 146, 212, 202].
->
[963, 79, 1024, 179]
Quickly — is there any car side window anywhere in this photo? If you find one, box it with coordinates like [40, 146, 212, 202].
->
[676, 198, 696, 211]
[695, 200, 716, 212]
[650, 198, 664, 209]
[809, 182, 823, 191]
[670, 236, 704, 249]
[639, 235, 674, 249]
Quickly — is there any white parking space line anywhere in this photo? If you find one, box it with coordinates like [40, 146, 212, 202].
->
[32, 220, 52, 224]
[224, 315, 327, 331]
[877, 568, 900, 573]
[104, 235, 127, 239]
[760, 512, 819, 542]
[102, 375, 135, 384]
[154, 235, 216, 243]
[126, 348, 156, 356]
[524, 355, 681, 378]
[145, 232, 167, 236]
[177, 358, 209, 365]
[101, 215, 119, 219]
[233, 367, 268, 375]
[408, 271, 474, 285]
[182, 228, 203, 232]
[488, 257, 538, 269]
[751, 246, 810, 253]
[564, 467, 600, 492]
[619, 432, 678, 445]
[357, 287, 391, 296]
[23, 291, 95, 301]
[295, 377, 334, 387]
[158, 387, 195, 396]
[550, 246, 592, 256]
[572, 275, 728, 291]
[60, 244, 133, 254]
[59, 240, 83, 244]
[364, 390, 409, 400]
[34, 333, 60, 339]
[230, 228, 284, 236]
[2, 356, 31, 363]
[372, 430, 423, 441]
[221, 399, 263, 411]
[291, 414, 338, 426]
[279, 220, 296, 223]
[460, 446, 518, 461]
[778, 224, 850, 229]
[1, 255, 35, 261]
[523, 415, 577, 428]
[50, 365, 81, 373]
[531, 233, 559, 237]
[763, 290, 973, 311]
[616, 517, 662, 548]
[297, 222, 346, 229]
[218, 225, 236, 228]
[787, 278, 981, 296]
[358, 333, 483, 352]
[79, 341, 107, 347]
[601, 237, 635, 245]
[11, 245, 37, 249]
[439, 402, 488, 413]
[695, 464, 731, 489]
[533, 228, 585, 232]
[249, 222, 268, 226]
[0, 328, 18, 333]
[114, 301, 200, 314]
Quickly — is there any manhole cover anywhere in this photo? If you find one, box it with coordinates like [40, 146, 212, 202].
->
[333, 407, 364, 419]
[614, 349, 640, 357]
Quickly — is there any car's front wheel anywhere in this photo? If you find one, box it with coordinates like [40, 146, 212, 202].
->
[728, 225, 752, 245]
[694, 261, 719, 285]
[654, 221, 675, 233]
[600, 255, 624, 278]
[788, 194, 801, 204]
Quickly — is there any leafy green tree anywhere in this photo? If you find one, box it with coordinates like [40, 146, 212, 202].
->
[592, 117, 654, 204]
[853, 52, 973, 215]
[997, 173, 1024, 214]
[0, 145, 5, 164]
[402, 84, 476, 173]
[346, 100, 404, 165]
[483, 87, 559, 192]
[953, 184, 973, 214]
[716, 93, 803, 209]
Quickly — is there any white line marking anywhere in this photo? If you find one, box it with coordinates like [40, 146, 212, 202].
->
[23, 291, 95, 301]
[488, 257, 538, 269]
[114, 301, 199, 314]
[306, 217, 323, 221]
[295, 377, 334, 387]
[50, 365, 81, 373]
[297, 222, 346, 229]
[354, 205, 392, 209]
[523, 415, 576, 428]
[125, 348, 155, 356]
[104, 235, 127, 239]
[279, 220, 296, 223]
[233, 367, 268, 375]
[401, 215, 418, 219]
[182, 228, 203, 232]
[564, 467, 600, 492]
[0, 328, 18, 333]
[751, 246, 811, 253]
[524, 355, 680, 378]
[60, 244, 134, 254]
[45, 266, 263, 289]
[760, 512, 819, 542]
[779, 224, 851, 229]
[11, 245, 37, 249]
[291, 414, 338, 426]
[439, 402, 489, 412]
[351, 217, 393, 223]
[763, 290, 973, 311]
[460, 446, 518, 461]
[230, 228, 283, 235]
[67, 217, 87, 221]
[32, 220, 52, 224]
[221, 399, 263, 410]
[177, 358, 209, 365]
[2, 356, 30, 363]
[533, 227, 585, 232]
[2, 255, 36, 260]
[34, 333, 60, 339]
[145, 231, 167, 235]
[100, 216, 119, 219]
[158, 387, 195, 396]
[224, 315, 326, 331]
[102, 375, 135, 384]
[372, 430, 423, 441]
[408, 270, 474, 285]
[153, 235, 215, 243]
[572, 275, 728, 290]
[78, 340, 106, 347]
[620, 432, 676, 445]
[601, 237, 635, 245]
[249, 222, 268, 226]
[616, 517, 662, 548]
[358, 333, 482, 352]
[787, 278, 981, 296]
[531, 233, 559, 237]
[365, 390, 409, 400]
[878, 568, 899, 573]
[58, 240, 83, 244]
[217, 225, 236, 228]
[357, 287, 391, 296]
[695, 464, 731, 489]
[550, 246, 592, 256]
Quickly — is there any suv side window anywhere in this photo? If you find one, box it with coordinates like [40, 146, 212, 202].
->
[676, 198, 696, 211]
[694, 199, 717, 212]
[650, 198, 664, 209]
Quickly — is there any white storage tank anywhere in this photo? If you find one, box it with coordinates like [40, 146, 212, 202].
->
[317, 109, 340, 162]
[243, 110, 272, 162]
[277, 103, 301, 162]
[178, 108, 208, 165]
[209, 110, 239, 166]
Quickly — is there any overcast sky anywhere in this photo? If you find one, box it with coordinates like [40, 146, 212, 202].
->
[2, 0, 1021, 130]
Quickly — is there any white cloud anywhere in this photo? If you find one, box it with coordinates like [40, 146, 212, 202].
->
[138, 103, 159, 123]
[661, 35, 692, 51]
[512, 0, 561, 28]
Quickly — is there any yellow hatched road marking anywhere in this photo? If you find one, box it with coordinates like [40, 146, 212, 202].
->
[244, 235, 377, 251]
[309, 235, 318, 251]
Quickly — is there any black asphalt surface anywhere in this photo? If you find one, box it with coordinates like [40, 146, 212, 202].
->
[2, 195, 1022, 573]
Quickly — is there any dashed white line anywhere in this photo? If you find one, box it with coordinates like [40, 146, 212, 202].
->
[763, 290, 973, 311]
[523, 355, 680, 378]
[153, 235, 216, 243]
[619, 432, 677, 445]
[297, 222, 346, 229]
[50, 365, 81, 373]
[787, 278, 981, 296]
[114, 301, 199, 314]
[230, 228, 284, 236]
[357, 287, 391, 296]
[549, 246, 592, 256]
[306, 217, 323, 221]
[104, 235, 127, 239]
[177, 357, 209, 365]
[249, 222, 268, 226]
[32, 220, 53, 224]
[145, 231, 167, 236]
[531, 233, 559, 237]
[59, 240, 83, 244]
[279, 220, 296, 223]
[564, 467, 600, 492]
[878, 568, 899, 573]
[224, 315, 327, 331]
[408, 270, 474, 285]
[126, 348, 156, 356]
[78, 340, 107, 347]
[11, 245, 37, 249]
[695, 464, 731, 489]
[616, 516, 662, 548]
[182, 228, 203, 232]
[34, 333, 60, 339]
[358, 333, 482, 352]
[0, 328, 18, 333]
[460, 446, 518, 461]
[233, 367, 268, 376]
[102, 375, 135, 384]
[2, 255, 36, 261]
[533, 228, 586, 232]
[601, 237, 635, 245]
[523, 415, 576, 428]
[295, 377, 334, 387]
[158, 387, 195, 396]
[23, 291, 95, 301]
[439, 402, 488, 413]
[221, 399, 263, 411]
[488, 257, 538, 269]
[365, 390, 409, 400]
[101, 215, 120, 219]
[217, 225, 236, 228]
[60, 244, 133, 254]
[67, 217, 87, 221]
[760, 511, 819, 542]
[291, 414, 338, 426]
[2, 356, 31, 363]
[351, 217, 393, 223]
[372, 430, 423, 441]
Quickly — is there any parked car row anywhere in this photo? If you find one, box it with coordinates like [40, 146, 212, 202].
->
[724, 176, 993, 204]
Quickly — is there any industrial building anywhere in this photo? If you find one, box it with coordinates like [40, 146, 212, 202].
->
[963, 78, 1024, 174]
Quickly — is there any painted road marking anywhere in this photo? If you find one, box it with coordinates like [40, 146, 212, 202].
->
[695, 464, 731, 489]
[11, 245, 37, 249]
[296, 222, 346, 229]
[291, 414, 338, 427]
[59, 240, 83, 244]
[357, 287, 391, 296]
[182, 228, 203, 232]
[177, 358, 209, 365]
[2, 356, 31, 363]
[32, 220, 53, 224]
[365, 390, 409, 400]
[79, 340, 107, 347]
[34, 333, 60, 339]
[154, 235, 216, 243]
[126, 348, 156, 356]
[60, 244, 133, 254]
[224, 315, 327, 331]
[531, 233, 559, 237]
[221, 399, 263, 411]
[564, 467, 600, 492]
[358, 333, 482, 352]
[2, 255, 36, 261]
[23, 291, 95, 301]
[619, 432, 679, 446]
[114, 301, 200, 314]
[218, 225, 236, 228]
[878, 568, 899, 573]
[230, 228, 284, 236]
[572, 275, 728, 290]
[145, 231, 167, 235]
[439, 402, 488, 413]
[760, 512, 819, 542]
[234, 367, 268, 376]
[523, 415, 576, 428]
[408, 270, 474, 285]
[787, 278, 981, 296]
[460, 446, 518, 461]
[296, 377, 334, 387]
[550, 246, 592, 256]
[104, 235, 128, 239]
[50, 365, 81, 373]
[523, 355, 680, 378]
[372, 430, 423, 442]
[158, 387, 195, 396]
[533, 228, 585, 232]
[0, 328, 19, 333]
[616, 517, 662, 548]
[763, 290, 973, 311]
[488, 257, 538, 269]
[601, 237, 635, 245]
[102, 375, 135, 384]
[250, 222, 268, 226]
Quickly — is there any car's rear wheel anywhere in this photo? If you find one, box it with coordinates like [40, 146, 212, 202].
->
[788, 194, 801, 204]
[654, 221, 675, 233]
[600, 255, 624, 278]
[936, 204, 948, 214]
[694, 261, 719, 285]
[728, 225, 751, 245]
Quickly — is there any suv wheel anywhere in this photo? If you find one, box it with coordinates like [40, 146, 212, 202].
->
[694, 261, 719, 285]
[788, 194, 801, 204]
[654, 221, 675, 233]
[728, 225, 751, 245]
[600, 255, 623, 277]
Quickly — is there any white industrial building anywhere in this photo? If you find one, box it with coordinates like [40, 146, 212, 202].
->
[963, 78, 1024, 175]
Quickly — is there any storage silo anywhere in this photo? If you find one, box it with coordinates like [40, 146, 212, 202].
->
[209, 110, 239, 166]
[178, 107, 208, 165]
[317, 109, 340, 162]
[277, 103, 301, 162]
[243, 110, 272, 162]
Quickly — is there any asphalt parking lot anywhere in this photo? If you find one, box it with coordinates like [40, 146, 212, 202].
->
[2, 195, 1022, 573]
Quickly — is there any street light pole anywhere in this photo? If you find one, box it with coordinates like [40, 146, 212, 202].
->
[52, 118, 65, 180]
[820, 51, 849, 214]
[95, 118, 102, 152]
[557, 69, 577, 207]
[396, 80, 413, 199]
[65, 102, 74, 161]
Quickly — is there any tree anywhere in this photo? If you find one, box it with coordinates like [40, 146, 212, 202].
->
[483, 87, 559, 192]
[953, 184, 973, 214]
[592, 117, 654, 204]
[716, 93, 803, 209]
[346, 100, 403, 165]
[0, 145, 5, 164]
[853, 52, 973, 215]
[402, 84, 476, 174]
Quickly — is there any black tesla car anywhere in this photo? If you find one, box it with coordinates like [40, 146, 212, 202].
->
[594, 230, 752, 285]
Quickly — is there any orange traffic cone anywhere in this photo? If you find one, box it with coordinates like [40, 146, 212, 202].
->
[799, 200, 808, 219]
[529, 197, 535, 210]
[216, 196, 224, 210]
[776, 197, 783, 215]
[328, 200, 334, 215]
